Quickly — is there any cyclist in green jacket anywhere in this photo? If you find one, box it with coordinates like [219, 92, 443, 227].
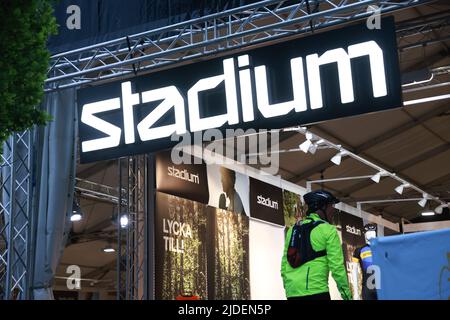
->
[281, 190, 352, 300]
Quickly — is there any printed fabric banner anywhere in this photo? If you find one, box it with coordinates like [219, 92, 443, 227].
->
[371, 228, 450, 300]
[207, 207, 251, 300]
[155, 192, 208, 299]
[155, 192, 250, 300]
[340, 212, 366, 300]
[282, 190, 307, 228]
[206, 164, 249, 216]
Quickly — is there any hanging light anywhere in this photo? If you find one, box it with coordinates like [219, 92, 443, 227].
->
[308, 143, 318, 154]
[434, 203, 449, 214]
[418, 194, 428, 208]
[316, 139, 325, 145]
[299, 139, 312, 153]
[102, 244, 115, 253]
[299, 130, 316, 153]
[71, 200, 83, 222]
[331, 151, 346, 165]
[370, 171, 387, 183]
[395, 183, 409, 194]
[371, 172, 381, 183]
[120, 214, 129, 228]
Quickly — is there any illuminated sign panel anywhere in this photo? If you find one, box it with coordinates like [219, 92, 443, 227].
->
[78, 17, 401, 163]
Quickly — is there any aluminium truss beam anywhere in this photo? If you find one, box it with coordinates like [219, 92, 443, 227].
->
[45, 0, 433, 92]
[0, 131, 34, 299]
[117, 156, 146, 300]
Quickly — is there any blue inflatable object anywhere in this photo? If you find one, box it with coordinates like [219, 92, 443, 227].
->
[371, 228, 450, 300]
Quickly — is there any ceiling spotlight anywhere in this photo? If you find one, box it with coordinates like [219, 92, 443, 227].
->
[316, 139, 325, 145]
[305, 132, 313, 140]
[102, 245, 115, 253]
[418, 195, 428, 208]
[299, 139, 312, 153]
[70, 212, 83, 222]
[371, 173, 381, 183]
[120, 214, 129, 228]
[331, 151, 345, 165]
[435, 203, 449, 214]
[71, 200, 83, 222]
[370, 171, 388, 184]
[421, 211, 435, 217]
[395, 183, 410, 194]
[308, 143, 318, 154]
[371, 172, 382, 183]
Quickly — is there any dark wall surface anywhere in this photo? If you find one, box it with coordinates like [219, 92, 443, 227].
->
[49, 0, 260, 53]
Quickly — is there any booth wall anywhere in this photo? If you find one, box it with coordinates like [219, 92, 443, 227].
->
[249, 220, 285, 300]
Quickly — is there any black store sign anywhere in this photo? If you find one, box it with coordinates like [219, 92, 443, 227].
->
[340, 212, 365, 246]
[249, 178, 284, 225]
[78, 17, 401, 163]
[155, 150, 209, 204]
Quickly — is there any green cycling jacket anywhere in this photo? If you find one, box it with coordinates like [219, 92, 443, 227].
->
[280, 213, 352, 300]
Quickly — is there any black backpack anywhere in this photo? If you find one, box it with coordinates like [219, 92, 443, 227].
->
[287, 219, 327, 268]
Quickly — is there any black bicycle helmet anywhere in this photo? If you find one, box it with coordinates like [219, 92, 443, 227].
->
[303, 190, 339, 213]
[364, 223, 377, 233]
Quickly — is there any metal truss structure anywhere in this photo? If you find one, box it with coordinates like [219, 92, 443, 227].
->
[2, 0, 445, 300]
[0, 132, 34, 299]
[45, 0, 433, 92]
[75, 178, 123, 204]
[117, 156, 147, 300]
[396, 8, 450, 50]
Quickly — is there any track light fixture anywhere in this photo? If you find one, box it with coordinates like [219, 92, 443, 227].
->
[308, 143, 318, 154]
[299, 139, 312, 153]
[418, 194, 428, 208]
[371, 172, 381, 183]
[370, 171, 388, 183]
[299, 131, 318, 154]
[434, 203, 449, 214]
[291, 125, 442, 211]
[331, 151, 347, 166]
[395, 183, 410, 194]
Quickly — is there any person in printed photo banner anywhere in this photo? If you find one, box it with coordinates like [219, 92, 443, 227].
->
[219, 167, 246, 216]
[283, 190, 307, 228]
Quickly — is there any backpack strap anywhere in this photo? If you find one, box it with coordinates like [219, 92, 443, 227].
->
[306, 221, 327, 259]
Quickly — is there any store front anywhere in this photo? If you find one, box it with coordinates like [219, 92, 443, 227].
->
[2, 0, 445, 301]
[54, 14, 450, 300]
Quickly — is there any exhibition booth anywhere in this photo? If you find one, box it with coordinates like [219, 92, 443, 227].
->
[1, 0, 449, 302]
[148, 146, 401, 300]
[73, 18, 408, 300]
[61, 10, 450, 300]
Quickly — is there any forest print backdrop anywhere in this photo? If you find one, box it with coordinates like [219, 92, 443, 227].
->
[155, 192, 250, 300]
[208, 208, 250, 300]
[155, 192, 208, 299]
